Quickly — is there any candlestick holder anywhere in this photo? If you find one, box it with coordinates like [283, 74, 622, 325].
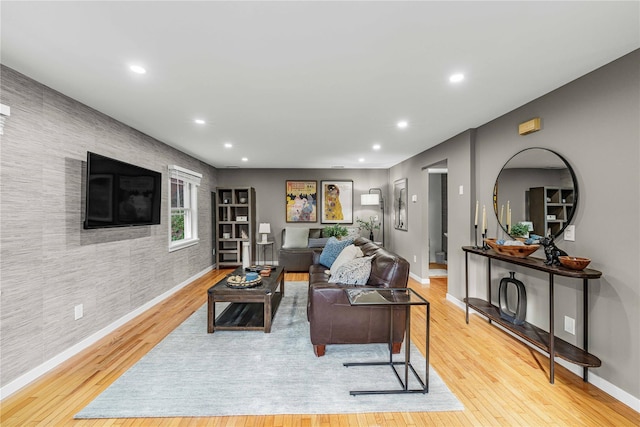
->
[474, 224, 479, 249]
[482, 230, 490, 250]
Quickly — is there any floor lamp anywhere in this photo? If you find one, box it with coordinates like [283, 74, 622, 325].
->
[361, 188, 384, 245]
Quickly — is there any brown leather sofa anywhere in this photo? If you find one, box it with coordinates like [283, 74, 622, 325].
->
[307, 237, 410, 356]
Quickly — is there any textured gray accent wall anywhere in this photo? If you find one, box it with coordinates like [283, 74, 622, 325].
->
[392, 50, 640, 399]
[0, 66, 217, 387]
[217, 168, 389, 251]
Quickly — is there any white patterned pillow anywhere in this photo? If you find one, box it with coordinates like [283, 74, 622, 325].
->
[329, 256, 373, 285]
[329, 244, 364, 275]
[318, 237, 354, 268]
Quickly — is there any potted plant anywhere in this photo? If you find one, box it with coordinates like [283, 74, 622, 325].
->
[356, 216, 380, 240]
[509, 223, 530, 240]
[323, 224, 349, 239]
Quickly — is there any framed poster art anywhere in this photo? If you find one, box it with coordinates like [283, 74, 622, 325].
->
[321, 180, 353, 224]
[286, 180, 317, 222]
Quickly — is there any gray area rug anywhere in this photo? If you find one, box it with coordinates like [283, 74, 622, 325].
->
[76, 282, 463, 418]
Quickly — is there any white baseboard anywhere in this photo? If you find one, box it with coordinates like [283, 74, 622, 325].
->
[410, 271, 429, 284]
[0, 265, 214, 401]
[446, 293, 640, 412]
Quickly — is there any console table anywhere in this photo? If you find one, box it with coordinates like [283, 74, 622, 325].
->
[462, 246, 602, 384]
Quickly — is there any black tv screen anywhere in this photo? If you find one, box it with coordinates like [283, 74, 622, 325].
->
[84, 152, 162, 229]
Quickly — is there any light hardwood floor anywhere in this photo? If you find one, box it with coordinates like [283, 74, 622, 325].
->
[2, 269, 638, 426]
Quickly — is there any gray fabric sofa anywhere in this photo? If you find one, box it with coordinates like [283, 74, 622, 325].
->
[278, 228, 328, 272]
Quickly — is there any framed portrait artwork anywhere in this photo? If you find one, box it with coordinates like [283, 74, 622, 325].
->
[320, 180, 353, 224]
[285, 180, 317, 222]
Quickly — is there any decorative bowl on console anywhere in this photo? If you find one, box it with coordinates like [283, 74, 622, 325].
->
[558, 256, 591, 270]
[485, 238, 540, 258]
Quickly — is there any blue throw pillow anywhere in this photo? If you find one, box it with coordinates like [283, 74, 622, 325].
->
[318, 237, 354, 268]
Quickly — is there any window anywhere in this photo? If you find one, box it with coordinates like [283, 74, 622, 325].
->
[169, 165, 202, 251]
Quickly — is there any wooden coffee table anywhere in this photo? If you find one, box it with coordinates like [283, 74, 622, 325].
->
[207, 266, 285, 333]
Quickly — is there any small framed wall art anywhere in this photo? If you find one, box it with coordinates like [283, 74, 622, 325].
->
[393, 178, 408, 230]
[285, 180, 317, 222]
[321, 180, 353, 224]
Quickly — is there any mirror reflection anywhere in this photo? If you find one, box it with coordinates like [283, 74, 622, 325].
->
[493, 148, 578, 238]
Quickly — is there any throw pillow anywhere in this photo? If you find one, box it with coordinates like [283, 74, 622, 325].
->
[329, 256, 374, 285]
[282, 227, 309, 249]
[318, 237, 354, 268]
[309, 229, 322, 239]
[330, 244, 364, 275]
[308, 237, 329, 248]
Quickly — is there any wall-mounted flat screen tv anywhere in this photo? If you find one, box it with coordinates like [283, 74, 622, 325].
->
[84, 152, 162, 229]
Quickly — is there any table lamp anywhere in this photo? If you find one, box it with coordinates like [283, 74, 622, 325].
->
[259, 223, 271, 243]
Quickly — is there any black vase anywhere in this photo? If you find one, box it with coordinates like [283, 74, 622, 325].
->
[499, 272, 527, 326]
[369, 231, 374, 240]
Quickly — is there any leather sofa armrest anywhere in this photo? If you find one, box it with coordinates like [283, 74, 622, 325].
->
[307, 283, 353, 321]
[309, 282, 350, 303]
[312, 250, 322, 265]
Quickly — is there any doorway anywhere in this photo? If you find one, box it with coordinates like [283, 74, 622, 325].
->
[427, 164, 448, 277]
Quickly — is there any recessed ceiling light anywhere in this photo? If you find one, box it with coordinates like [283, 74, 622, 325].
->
[372, 144, 381, 150]
[129, 64, 146, 74]
[397, 120, 408, 129]
[194, 119, 205, 125]
[241, 157, 248, 162]
[449, 73, 465, 83]
[359, 158, 365, 163]
[224, 142, 233, 148]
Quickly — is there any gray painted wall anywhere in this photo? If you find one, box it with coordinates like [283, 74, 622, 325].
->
[217, 168, 389, 254]
[389, 130, 474, 289]
[391, 50, 640, 399]
[0, 66, 218, 388]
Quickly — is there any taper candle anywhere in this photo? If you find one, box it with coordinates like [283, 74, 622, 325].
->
[500, 205, 504, 224]
[482, 205, 487, 231]
[474, 200, 479, 225]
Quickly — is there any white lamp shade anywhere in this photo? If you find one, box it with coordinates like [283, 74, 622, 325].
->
[259, 223, 271, 234]
[361, 193, 380, 206]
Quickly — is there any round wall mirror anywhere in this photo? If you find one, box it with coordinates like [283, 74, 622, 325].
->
[493, 147, 578, 238]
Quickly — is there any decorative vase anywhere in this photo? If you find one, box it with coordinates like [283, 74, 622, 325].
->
[369, 231, 374, 240]
[242, 242, 250, 270]
[499, 272, 527, 326]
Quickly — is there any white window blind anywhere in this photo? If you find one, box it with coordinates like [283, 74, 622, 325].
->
[168, 165, 202, 186]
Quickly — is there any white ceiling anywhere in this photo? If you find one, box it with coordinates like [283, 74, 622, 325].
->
[2, 1, 638, 169]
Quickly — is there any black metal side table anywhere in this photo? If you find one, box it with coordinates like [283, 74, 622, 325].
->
[343, 287, 430, 395]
